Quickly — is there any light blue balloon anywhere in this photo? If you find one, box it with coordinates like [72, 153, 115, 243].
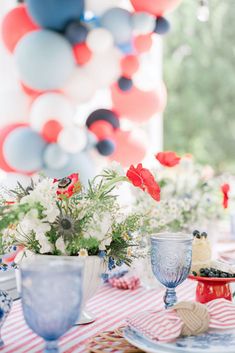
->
[43, 143, 70, 170]
[15, 30, 75, 91]
[3, 127, 47, 172]
[100, 8, 132, 45]
[44, 152, 95, 187]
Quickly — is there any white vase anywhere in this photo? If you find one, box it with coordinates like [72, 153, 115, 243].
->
[78, 256, 106, 324]
[15, 255, 106, 325]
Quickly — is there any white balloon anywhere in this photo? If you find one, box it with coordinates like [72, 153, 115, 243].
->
[86, 48, 121, 88]
[86, 28, 114, 53]
[58, 126, 87, 153]
[131, 12, 156, 34]
[30, 92, 75, 131]
[64, 68, 96, 103]
[86, 0, 120, 15]
[0, 90, 31, 127]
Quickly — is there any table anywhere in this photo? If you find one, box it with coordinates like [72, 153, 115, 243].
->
[1, 280, 195, 353]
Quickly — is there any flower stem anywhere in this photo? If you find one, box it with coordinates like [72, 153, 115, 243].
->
[97, 176, 129, 198]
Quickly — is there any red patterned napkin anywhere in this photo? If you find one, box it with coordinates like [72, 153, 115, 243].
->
[109, 275, 140, 290]
[127, 299, 235, 342]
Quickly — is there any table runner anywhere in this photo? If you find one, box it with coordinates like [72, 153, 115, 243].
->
[1, 280, 195, 353]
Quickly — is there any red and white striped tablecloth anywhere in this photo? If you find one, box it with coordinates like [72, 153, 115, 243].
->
[1, 280, 195, 353]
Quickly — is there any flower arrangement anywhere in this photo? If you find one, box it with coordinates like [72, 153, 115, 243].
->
[133, 152, 229, 234]
[0, 162, 161, 270]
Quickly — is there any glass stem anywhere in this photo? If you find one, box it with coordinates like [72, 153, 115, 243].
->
[164, 288, 177, 308]
[44, 340, 59, 353]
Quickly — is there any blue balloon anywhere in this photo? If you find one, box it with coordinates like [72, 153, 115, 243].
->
[3, 127, 47, 172]
[15, 30, 75, 90]
[101, 8, 132, 45]
[118, 76, 133, 92]
[118, 41, 134, 55]
[44, 152, 95, 186]
[65, 21, 88, 44]
[26, 0, 85, 31]
[154, 17, 170, 35]
[96, 139, 116, 156]
[43, 143, 70, 170]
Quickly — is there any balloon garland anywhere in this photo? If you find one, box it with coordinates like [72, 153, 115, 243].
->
[0, 0, 182, 176]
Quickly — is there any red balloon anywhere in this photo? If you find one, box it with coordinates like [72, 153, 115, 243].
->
[0, 123, 27, 172]
[111, 83, 167, 123]
[130, 0, 182, 16]
[110, 130, 147, 167]
[121, 55, 139, 78]
[73, 43, 92, 66]
[41, 119, 63, 143]
[2, 5, 39, 53]
[134, 34, 153, 54]
[89, 121, 114, 141]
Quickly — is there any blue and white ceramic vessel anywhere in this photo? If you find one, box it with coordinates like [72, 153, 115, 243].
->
[124, 326, 235, 353]
[0, 290, 13, 346]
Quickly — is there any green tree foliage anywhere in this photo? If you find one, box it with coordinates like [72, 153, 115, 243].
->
[164, 0, 235, 172]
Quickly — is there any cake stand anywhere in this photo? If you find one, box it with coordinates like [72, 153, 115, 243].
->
[189, 274, 235, 303]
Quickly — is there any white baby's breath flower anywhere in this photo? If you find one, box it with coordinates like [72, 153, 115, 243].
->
[55, 237, 67, 255]
[78, 248, 88, 257]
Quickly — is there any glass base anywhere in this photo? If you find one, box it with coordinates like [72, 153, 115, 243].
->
[75, 309, 96, 325]
[164, 288, 177, 308]
[44, 340, 59, 353]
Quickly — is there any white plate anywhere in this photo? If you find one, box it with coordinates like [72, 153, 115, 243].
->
[124, 326, 235, 353]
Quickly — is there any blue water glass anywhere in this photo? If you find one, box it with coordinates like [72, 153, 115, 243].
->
[20, 256, 83, 353]
[151, 233, 193, 309]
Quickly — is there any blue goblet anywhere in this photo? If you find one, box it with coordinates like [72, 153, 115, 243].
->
[20, 256, 83, 353]
[151, 233, 193, 308]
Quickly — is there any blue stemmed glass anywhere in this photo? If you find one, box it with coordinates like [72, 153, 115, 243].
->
[20, 256, 83, 353]
[151, 233, 193, 308]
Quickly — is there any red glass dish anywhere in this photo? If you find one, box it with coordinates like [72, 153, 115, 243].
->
[188, 274, 235, 304]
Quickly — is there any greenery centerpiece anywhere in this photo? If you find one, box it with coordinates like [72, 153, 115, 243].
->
[0, 162, 161, 270]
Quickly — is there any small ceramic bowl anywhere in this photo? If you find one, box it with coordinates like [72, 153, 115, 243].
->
[189, 274, 235, 303]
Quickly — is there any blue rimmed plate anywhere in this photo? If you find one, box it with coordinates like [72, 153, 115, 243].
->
[124, 326, 235, 353]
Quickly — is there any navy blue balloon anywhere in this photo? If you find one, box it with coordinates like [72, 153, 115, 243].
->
[26, 0, 85, 31]
[86, 109, 120, 130]
[96, 139, 116, 156]
[118, 76, 133, 92]
[154, 17, 170, 35]
[65, 21, 88, 44]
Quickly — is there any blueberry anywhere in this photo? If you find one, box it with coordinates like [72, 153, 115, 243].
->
[196, 234, 201, 239]
[204, 268, 210, 275]
[193, 230, 200, 237]
[192, 271, 197, 276]
[200, 268, 205, 273]
[201, 232, 208, 238]
[208, 272, 214, 277]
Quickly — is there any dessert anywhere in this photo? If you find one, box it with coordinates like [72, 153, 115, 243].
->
[191, 230, 212, 273]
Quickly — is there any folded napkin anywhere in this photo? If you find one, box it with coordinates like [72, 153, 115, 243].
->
[109, 275, 140, 290]
[127, 299, 235, 343]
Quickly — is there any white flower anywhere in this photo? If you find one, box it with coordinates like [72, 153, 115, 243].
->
[20, 179, 59, 223]
[99, 236, 112, 251]
[55, 237, 67, 255]
[78, 248, 88, 257]
[88, 212, 113, 241]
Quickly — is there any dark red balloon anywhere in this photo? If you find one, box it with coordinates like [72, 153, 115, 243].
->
[2, 5, 39, 53]
[0, 123, 27, 172]
[130, 0, 182, 16]
[89, 120, 114, 141]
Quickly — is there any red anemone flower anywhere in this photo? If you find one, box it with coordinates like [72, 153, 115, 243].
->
[126, 163, 161, 201]
[221, 183, 230, 209]
[156, 151, 181, 167]
[54, 173, 81, 198]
